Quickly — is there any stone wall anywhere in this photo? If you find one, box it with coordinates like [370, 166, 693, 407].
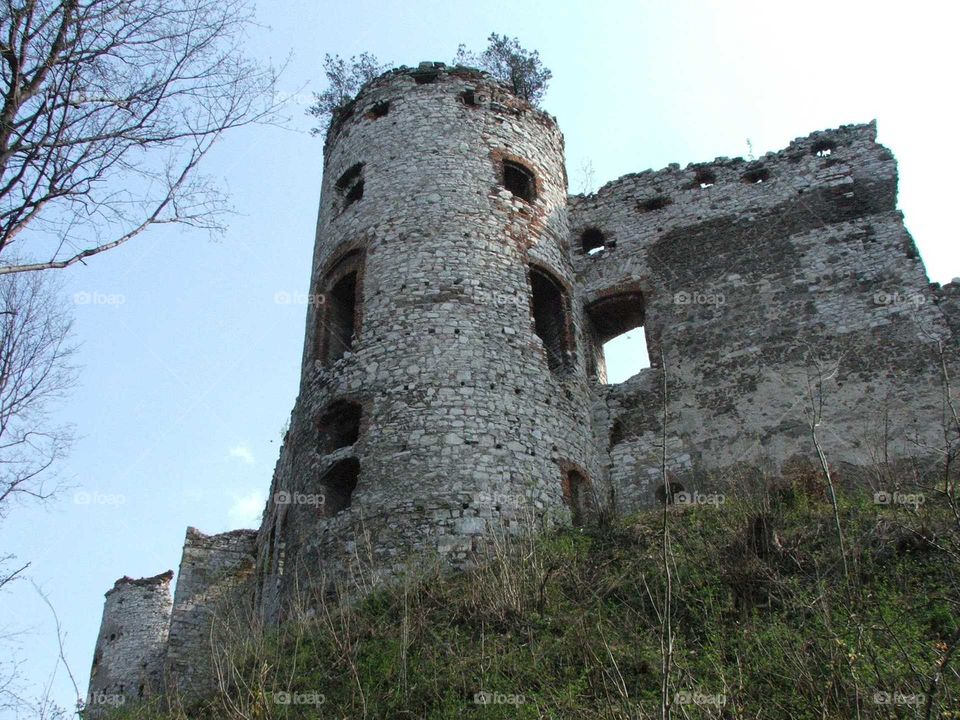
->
[570, 122, 956, 509]
[86, 571, 172, 717]
[163, 527, 257, 701]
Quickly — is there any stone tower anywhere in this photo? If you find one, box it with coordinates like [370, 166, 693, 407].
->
[86, 571, 173, 716]
[256, 63, 600, 618]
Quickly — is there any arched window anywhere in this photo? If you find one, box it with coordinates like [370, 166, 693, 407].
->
[529, 266, 573, 374]
[586, 291, 649, 383]
[316, 252, 363, 366]
[502, 159, 536, 202]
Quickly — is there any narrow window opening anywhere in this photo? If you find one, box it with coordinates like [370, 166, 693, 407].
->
[503, 160, 536, 202]
[459, 89, 477, 106]
[563, 470, 593, 526]
[812, 140, 835, 157]
[609, 419, 625, 449]
[655, 481, 685, 504]
[530, 267, 571, 374]
[413, 70, 439, 84]
[321, 458, 360, 516]
[335, 163, 363, 191]
[742, 167, 770, 184]
[580, 227, 606, 255]
[345, 180, 364, 205]
[335, 162, 364, 210]
[318, 400, 362, 454]
[323, 272, 357, 365]
[369, 101, 389, 119]
[586, 292, 649, 384]
[693, 168, 716, 188]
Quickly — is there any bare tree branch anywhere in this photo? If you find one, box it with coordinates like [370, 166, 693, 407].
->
[0, 0, 280, 274]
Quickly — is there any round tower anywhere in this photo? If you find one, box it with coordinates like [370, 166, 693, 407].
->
[258, 63, 599, 611]
[86, 571, 173, 716]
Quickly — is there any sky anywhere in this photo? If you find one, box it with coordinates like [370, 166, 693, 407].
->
[1, 0, 957, 713]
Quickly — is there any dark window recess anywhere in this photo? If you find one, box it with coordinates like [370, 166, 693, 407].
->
[580, 227, 606, 255]
[369, 101, 389, 119]
[345, 180, 364, 204]
[413, 70, 439, 84]
[639, 195, 672, 212]
[609, 419, 625, 449]
[503, 160, 536, 202]
[335, 163, 364, 209]
[693, 168, 716, 188]
[655, 481, 685, 504]
[530, 267, 571, 374]
[323, 272, 357, 364]
[459, 89, 477, 106]
[812, 139, 835, 157]
[318, 400, 362, 454]
[563, 470, 593, 526]
[742, 167, 770, 184]
[321, 458, 360, 516]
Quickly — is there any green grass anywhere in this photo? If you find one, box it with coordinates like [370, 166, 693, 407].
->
[107, 478, 960, 720]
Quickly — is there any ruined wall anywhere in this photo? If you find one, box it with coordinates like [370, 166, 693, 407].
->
[88, 65, 960, 704]
[570, 123, 955, 510]
[164, 528, 256, 700]
[86, 571, 172, 717]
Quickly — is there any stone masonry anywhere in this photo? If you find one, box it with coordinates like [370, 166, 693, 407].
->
[86, 62, 959, 709]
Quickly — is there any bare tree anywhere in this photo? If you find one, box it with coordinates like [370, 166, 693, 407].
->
[454, 33, 552, 106]
[0, 0, 279, 275]
[0, 270, 74, 520]
[307, 52, 388, 136]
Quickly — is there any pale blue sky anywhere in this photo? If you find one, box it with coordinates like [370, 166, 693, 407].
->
[1, 0, 957, 713]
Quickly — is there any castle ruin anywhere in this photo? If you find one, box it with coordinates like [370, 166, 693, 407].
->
[85, 62, 960, 710]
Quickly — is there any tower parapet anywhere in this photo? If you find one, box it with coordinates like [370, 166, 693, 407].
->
[86, 571, 172, 717]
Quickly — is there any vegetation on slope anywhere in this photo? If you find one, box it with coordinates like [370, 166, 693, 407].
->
[112, 469, 959, 719]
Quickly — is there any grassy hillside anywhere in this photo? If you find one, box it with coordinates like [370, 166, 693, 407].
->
[111, 471, 960, 719]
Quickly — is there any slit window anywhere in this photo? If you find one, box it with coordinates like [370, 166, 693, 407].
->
[563, 470, 593, 526]
[529, 267, 572, 374]
[586, 292, 649, 384]
[318, 400, 362, 454]
[503, 160, 536, 202]
[320, 458, 360, 516]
